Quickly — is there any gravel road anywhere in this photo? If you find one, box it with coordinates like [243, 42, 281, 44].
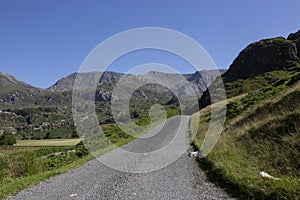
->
[7, 116, 232, 200]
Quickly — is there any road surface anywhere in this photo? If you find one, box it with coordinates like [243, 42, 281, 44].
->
[7, 116, 232, 200]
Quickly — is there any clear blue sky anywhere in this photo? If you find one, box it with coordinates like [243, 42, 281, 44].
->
[0, 0, 299, 88]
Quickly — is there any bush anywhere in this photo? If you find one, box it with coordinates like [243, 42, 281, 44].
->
[75, 141, 89, 157]
[226, 101, 244, 119]
[0, 131, 16, 146]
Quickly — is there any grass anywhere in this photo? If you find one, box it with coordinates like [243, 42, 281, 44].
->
[0, 146, 42, 155]
[191, 77, 300, 199]
[224, 65, 300, 98]
[0, 133, 146, 199]
[0, 154, 93, 199]
[0, 136, 136, 199]
[15, 139, 81, 147]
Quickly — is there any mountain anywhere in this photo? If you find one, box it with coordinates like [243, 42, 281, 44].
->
[47, 71, 123, 92]
[48, 70, 225, 95]
[0, 69, 224, 138]
[0, 69, 225, 109]
[0, 71, 42, 107]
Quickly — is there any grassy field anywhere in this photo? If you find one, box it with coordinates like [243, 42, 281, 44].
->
[15, 139, 81, 147]
[0, 138, 91, 199]
[191, 80, 300, 199]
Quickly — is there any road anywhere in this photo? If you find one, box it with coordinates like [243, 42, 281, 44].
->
[7, 116, 232, 200]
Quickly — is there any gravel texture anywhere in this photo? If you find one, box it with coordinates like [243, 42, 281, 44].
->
[7, 116, 233, 200]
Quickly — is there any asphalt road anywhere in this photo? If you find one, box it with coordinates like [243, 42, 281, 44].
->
[7, 116, 232, 200]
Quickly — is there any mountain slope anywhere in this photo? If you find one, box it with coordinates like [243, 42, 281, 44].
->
[0, 72, 42, 107]
[191, 29, 300, 199]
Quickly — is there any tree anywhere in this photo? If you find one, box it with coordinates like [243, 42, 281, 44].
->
[0, 131, 16, 146]
[71, 130, 79, 139]
[44, 132, 51, 139]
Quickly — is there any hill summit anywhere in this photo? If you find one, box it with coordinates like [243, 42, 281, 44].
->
[223, 29, 300, 82]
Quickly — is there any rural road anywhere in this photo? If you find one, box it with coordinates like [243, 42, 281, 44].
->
[7, 116, 232, 200]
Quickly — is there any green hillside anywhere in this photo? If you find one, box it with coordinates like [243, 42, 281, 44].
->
[191, 30, 300, 199]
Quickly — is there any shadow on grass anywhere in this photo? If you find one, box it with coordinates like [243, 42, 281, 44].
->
[193, 142, 269, 200]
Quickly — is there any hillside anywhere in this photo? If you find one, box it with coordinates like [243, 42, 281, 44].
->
[0, 72, 42, 108]
[191, 29, 300, 199]
[199, 30, 300, 108]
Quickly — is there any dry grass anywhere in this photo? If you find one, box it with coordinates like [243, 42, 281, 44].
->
[15, 139, 81, 147]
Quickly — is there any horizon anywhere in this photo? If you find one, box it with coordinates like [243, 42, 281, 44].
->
[1, 68, 226, 89]
[1, 0, 300, 88]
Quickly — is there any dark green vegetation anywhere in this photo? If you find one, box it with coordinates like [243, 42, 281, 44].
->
[192, 29, 300, 199]
[0, 131, 16, 146]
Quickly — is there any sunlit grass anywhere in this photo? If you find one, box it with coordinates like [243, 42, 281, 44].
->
[15, 139, 81, 147]
[191, 81, 300, 199]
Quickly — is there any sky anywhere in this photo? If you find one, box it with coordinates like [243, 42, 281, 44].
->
[0, 0, 300, 88]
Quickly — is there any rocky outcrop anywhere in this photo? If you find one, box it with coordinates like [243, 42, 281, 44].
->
[287, 29, 300, 57]
[47, 73, 78, 92]
[47, 71, 123, 92]
[223, 30, 300, 82]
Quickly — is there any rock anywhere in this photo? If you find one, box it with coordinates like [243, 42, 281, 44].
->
[259, 171, 281, 180]
[69, 193, 78, 197]
[223, 36, 299, 82]
[288, 29, 300, 57]
[189, 151, 199, 157]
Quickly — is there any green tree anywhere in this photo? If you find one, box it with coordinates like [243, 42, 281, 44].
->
[44, 132, 51, 139]
[71, 130, 79, 139]
[0, 131, 16, 146]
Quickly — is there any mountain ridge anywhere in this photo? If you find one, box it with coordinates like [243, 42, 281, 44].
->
[0, 69, 225, 108]
[47, 70, 226, 93]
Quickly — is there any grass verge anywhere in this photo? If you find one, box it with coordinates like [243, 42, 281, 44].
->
[191, 81, 300, 199]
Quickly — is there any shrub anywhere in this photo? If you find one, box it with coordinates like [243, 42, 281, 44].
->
[75, 141, 89, 157]
[0, 131, 16, 146]
[226, 101, 244, 119]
